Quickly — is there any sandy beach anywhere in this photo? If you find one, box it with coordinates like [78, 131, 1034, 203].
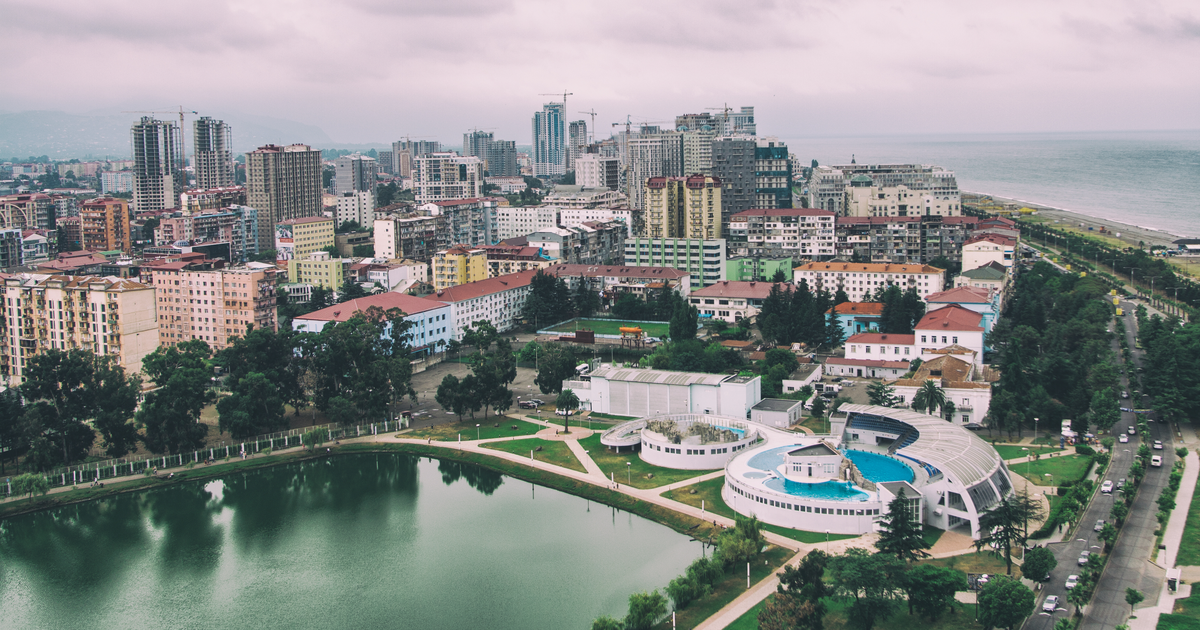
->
[968, 191, 1187, 249]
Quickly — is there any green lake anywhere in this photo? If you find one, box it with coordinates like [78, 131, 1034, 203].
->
[0, 453, 701, 629]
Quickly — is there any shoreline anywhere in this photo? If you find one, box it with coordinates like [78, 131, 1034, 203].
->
[966, 190, 1190, 248]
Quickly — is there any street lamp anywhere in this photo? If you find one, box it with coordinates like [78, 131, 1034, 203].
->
[476, 423, 480, 440]
[826, 529, 830, 552]
[627, 461, 632, 485]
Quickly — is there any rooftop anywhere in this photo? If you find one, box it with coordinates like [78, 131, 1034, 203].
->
[846, 332, 915, 345]
[424, 269, 538, 303]
[543, 264, 690, 280]
[587, 367, 733, 386]
[958, 265, 1007, 280]
[795, 262, 945, 275]
[825, 357, 912, 369]
[965, 233, 1017, 247]
[691, 280, 779, 300]
[830, 302, 884, 316]
[278, 216, 333, 226]
[915, 305, 984, 332]
[787, 442, 840, 457]
[298, 292, 447, 322]
[753, 398, 804, 413]
[926, 286, 994, 304]
[731, 208, 836, 219]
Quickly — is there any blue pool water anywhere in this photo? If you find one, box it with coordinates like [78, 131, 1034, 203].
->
[746, 446, 792, 472]
[714, 426, 745, 438]
[844, 450, 914, 483]
[764, 478, 870, 501]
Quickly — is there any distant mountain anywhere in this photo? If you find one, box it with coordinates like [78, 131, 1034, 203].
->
[0, 110, 336, 160]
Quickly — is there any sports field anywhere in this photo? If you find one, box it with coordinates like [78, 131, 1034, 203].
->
[544, 318, 670, 337]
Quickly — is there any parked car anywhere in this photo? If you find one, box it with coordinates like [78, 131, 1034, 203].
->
[518, 401, 539, 409]
[1117, 478, 1126, 489]
[1094, 519, 1106, 532]
[1122, 391, 1130, 399]
[1043, 595, 1060, 613]
[1119, 434, 1129, 443]
[1078, 551, 1090, 566]
[1101, 480, 1113, 493]
[1128, 426, 1137, 435]
[1065, 575, 1079, 590]
[1154, 440, 1163, 450]
[1152, 455, 1163, 467]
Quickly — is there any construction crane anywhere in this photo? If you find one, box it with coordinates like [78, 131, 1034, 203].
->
[539, 90, 574, 111]
[579, 109, 598, 143]
[123, 106, 197, 177]
[705, 103, 732, 133]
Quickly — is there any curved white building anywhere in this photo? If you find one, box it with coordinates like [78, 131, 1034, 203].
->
[602, 414, 758, 470]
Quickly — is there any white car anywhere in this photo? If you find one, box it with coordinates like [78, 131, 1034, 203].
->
[1153, 441, 1163, 450]
[1101, 480, 1114, 494]
[1119, 434, 1129, 443]
[1078, 551, 1090, 566]
[1043, 595, 1060, 613]
[1065, 575, 1079, 590]
[1152, 455, 1163, 467]
[1128, 426, 1137, 435]
[1094, 519, 1106, 532]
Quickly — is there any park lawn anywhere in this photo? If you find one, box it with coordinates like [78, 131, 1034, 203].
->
[1014, 454, 1092, 486]
[1176, 470, 1200, 566]
[726, 596, 771, 630]
[577, 434, 719, 489]
[1161, 595, 1200, 630]
[405, 418, 543, 441]
[662, 476, 858, 545]
[919, 551, 1010, 575]
[993, 444, 1065, 460]
[482, 439, 586, 473]
[654, 546, 793, 630]
[545, 318, 671, 338]
[820, 594, 985, 630]
[924, 525, 945, 548]
[800, 415, 831, 434]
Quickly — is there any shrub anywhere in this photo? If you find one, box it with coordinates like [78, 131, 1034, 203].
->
[1176, 447, 1189, 459]
[1076, 445, 1095, 456]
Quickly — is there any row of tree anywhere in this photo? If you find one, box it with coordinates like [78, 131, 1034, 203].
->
[757, 281, 844, 349]
[435, 323, 517, 422]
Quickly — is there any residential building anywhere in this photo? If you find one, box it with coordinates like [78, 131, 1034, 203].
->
[346, 259, 427, 293]
[914, 305, 986, 367]
[155, 205, 259, 261]
[962, 234, 1017, 274]
[725, 256, 794, 282]
[377, 150, 394, 175]
[391, 140, 440, 178]
[180, 186, 247, 213]
[834, 216, 978, 265]
[0, 229, 21, 269]
[925, 287, 1000, 333]
[559, 206, 635, 238]
[541, 263, 693, 299]
[80, 197, 133, 253]
[287, 251, 346, 289]
[793, 261, 945, 303]
[532, 102, 566, 176]
[419, 198, 498, 246]
[687, 280, 774, 322]
[131, 117, 184, 214]
[335, 191, 375, 228]
[644, 175, 722, 240]
[566, 368, 761, 418]
[246, 144, 323, 251]
[528, 221, 625, 265]
[275, 216, 335, 261]
[0, 193, 54, 231]
[485, 176, 527, 194]
[3, 273, 159, 386]
[20, 230, 52, 265]
[412, 153, 484, 204]
[373, 214, 442, 262]
[56, 216, 81, 250]
[626, 133, 684, 210]
[727, 208, 835, 259]
[954, 262, 1008, 294]
[292, 292, 452, 357]
[334, 154, 377, 195]
[494, 205, 557, 241]
[710, 137, 755, 225]
[753, 138, 792, 211]
[542, 185, 626, 209]
[889, 355, 993, 426]
[727, 106, 757, 135]
[478, 244, 555, 277]
[567, 120, 588, 170]
[828, 302, 884, 338]
[624, 237, 726, 289]
[463, 130, 493, 163]
[845, 179, 961, 218]
[148, 259, 279, 350]
[101, 171, 134, 194]
[423, 269, 539, 339]
[486, 139, 519, 177]
[807, 164, 960, 217]
[575, 154, 620, 190]
[193, 117, 234, 190]
[432, 246, 487, 290]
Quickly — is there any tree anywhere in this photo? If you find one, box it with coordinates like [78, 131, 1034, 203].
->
[338, 279, 367, 303]
[12, 472, 49, 500]
[900, 564, 965, 620]
[573, 279, 600, 317]
[336, 220, 362, 234]
[974, 492, 1043, 576]
[353, 244, 374, 257]
[867, 381, 898, 407]
[217, 372, 285, 439]
[301, 427, 325, 451]
[534, 343, 578, 394]
[1124, 588, 1144, 613]
[137, 341, 213, 454]
[875, 488, 931, 562]
[589, 616, 623, 630]
[1021, 546, 1056, 582]
[911, 380, 947, 417]
[669, 296, 699, 341]
[810, 395, 827, 420]
[976, 576, 1034, 630]
[758, 597, 824, 630]
[828, 548, 903, 630]
[624, 590, 667, 630]
[556, 389, 580, 431]
[0, 388, 23, 473]
[217, 327, 303, 437]
[524, 270, 569, 329]
[833, 288, 850, 305]
[436, 375, 471, 423]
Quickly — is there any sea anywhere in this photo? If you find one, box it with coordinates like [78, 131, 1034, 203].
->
[785, 130, 1200, 239]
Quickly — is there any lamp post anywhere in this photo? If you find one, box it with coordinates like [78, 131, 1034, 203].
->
[476, 424, 480, 440]
[826, 529, 830, 553]
[627, 461, 632, 485]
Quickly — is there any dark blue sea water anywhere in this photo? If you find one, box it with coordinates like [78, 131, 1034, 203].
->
[786, 130, 1200, 238]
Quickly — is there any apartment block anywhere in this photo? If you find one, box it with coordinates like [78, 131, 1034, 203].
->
[532, 102, 566, 177]
[335, 191, 375, 228]
[246, 144, 323, 251]
[424, 269, 539, 340]
[293, 292, 452, 356]
[0, 229, 22, 269]
[432, 246, 487, 290]
[644, 175, 722, 240]
[391, 140, 441, 178]
[334, 154, 377, 194]
[275, 216, 335, 260]
[148, 259, 279, 350]
[542, 185, 626, 209]
[418, 198, 497, 247]
[727, 208, 836, 259]
[155, 205, 259, 262]
[478, 245, 555, 277]
[193, 117, 234, 190]
[494, 205, 557, 241]
[486, 140, 519, 177]
[793, 261, 945, 303]
[834, 216, 978, 265]
[412, 153, 484, 204]
[131, 117, 184, 214]
[287, 251, 346, 289]
[180, 186, 247, 213]
[725, 256, 794, 282]
[1, 193, 55, 231]
[374, 214, 442, 262]
[624, 237, 726, 289]
[626, 133, 684, 210]
[845, 178, 961, 218]
[575, 154, 620, 190]
[808, 164, 960, 217]
[2, 273, 159, 386]
[559, 206, 635, 239]
[101, 171, 134, 194]
[80, 197, 133, 253]
[527, 221, 624, 266]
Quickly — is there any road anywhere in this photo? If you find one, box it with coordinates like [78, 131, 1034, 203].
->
[1024, 300, 1173, 630]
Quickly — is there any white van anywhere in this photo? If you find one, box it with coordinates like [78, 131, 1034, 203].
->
[1151, 455, 1163, 467]
[575, 364, 590, 376]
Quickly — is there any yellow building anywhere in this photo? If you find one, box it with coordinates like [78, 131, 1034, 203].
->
[287, 251, 347, 290]
[432, 246, 487, 290]
[2, 273, 159, 386]
[275, 216, 335, 260]
[80, 197, 133, 253]
[644, 175, 722, 240]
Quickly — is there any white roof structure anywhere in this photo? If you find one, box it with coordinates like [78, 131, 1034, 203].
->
[585, 367, 732, 387]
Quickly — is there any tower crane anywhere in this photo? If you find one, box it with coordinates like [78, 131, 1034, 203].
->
[705, 103, 732, 133]
[538, 90, 573, 111]
[123, 106, 197, 167]
[578, 109, 598, 143]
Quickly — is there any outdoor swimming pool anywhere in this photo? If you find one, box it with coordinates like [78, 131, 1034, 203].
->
[844, 450, 914, 483]
[764, 478, 870, 501]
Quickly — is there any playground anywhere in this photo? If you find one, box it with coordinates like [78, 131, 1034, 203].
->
[543, 318, 670, 339]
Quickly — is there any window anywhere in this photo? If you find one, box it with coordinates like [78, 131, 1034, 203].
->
[952, 336, 958, 344]
[921, 335, 927, 343]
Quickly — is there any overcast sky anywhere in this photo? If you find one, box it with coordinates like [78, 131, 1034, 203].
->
[2, 0, 1197, 145]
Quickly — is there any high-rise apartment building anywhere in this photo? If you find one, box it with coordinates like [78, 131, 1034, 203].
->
[753, 138, 792, 210]
[432, 246, 487, 290]
[131, 117, 184, 214]
[180, 186, 247, 213]
[710, 136, 793, 231]
[148, 259, 279, 350]
[101, 171, 134, 194]
[3, 273, 159, 386]
[532, 102, 566, 176]
[154, 205, 259, 261]
[246, 144, 323, 252]
[575, 154, 620, 191]
[412, 153, 484, 204]
[726, 208, 836, 259]
[462, 131, 493, 162]
[275, 216, 335, 261]
[193, 117, 234, 190]
[335, 191, 375, 228]
[485, 140, 518, 177]
[623, 237, 726, 289]
[808, 164, 960, 218]
[643, 175, 722, 240]
[334, 154, 377, 195]
[568, 120, 588, 170]
[626, 134, 683, 210]
[377, 150, 394, 175]
[80, 197, 133, 253]
[391, 140, 441, 177]
[1, 193, 54, 231]
[727, 106, 756, 135]
[0, 229, 22, 269]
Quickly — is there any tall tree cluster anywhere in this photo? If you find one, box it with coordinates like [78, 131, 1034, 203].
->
[435, 321, 518, 422]
[758, 281, 843, 348]
[1137, 312, 1200, 424]
[874, 285, 926, 334]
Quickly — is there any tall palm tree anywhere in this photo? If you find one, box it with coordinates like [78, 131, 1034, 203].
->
[556, 388, 580, 432]
[911, 380, 947, 417]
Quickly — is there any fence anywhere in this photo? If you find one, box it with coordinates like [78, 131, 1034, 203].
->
[5, 418, 411, 496]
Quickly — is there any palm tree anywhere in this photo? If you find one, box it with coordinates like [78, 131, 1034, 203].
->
[556, 388, 580, 433]
[911, 380, 947, 416]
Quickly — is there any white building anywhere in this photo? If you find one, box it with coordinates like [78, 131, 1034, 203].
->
[624, 237, 726, 289]
[793, 262, 945, 303]
[727, 208, 837, 259]
[845, 182, 961, 218]
[575, 155, 620, 190]
[889, 355, 993, 427]
[961, 234, 1016, 274]
[565, 368, 761, 418]
[494, 205, 558, 241]
[687, 280, 774, 322]
[914, 305, 986, 368]
[412, 153, 484, 204]
[422, 269, 537, 340]
[750, 399, 804, 428]
[335, 191, 375, 228]
[372, 217, 400, 260]
[292, 292, 451, 357]
[559, 206, 635, 238]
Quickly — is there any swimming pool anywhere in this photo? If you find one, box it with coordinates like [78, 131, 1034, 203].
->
[764, 478, 870, 501]
[714, 426, 746, 438]
[844, 450, 914, 483]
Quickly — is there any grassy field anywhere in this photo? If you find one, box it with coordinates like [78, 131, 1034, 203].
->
[545, 318, 670, 338]
[662, 476, 858, 545]
[800, 415, 831, 434]
[404, 418, 544, 441]
[1177, 469, 1200, 566]
[654, 546, 793, 630]
[729, 590, 988, 630]
[919, 551, 1011, 575]
[577, 434, 719, 489]
[1159, 595, 1200, 630]
[1014, 454, 1092, 486]
[482, 438, 585, 473]
[993, 444, 1065, 460]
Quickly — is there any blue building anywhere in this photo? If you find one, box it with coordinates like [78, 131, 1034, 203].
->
[829, 302, 884, 340]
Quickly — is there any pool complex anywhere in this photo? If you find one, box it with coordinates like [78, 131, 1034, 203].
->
[843, 450, 914, 483]
[743, 445, 914, 501]
[765, 478, 869, 500]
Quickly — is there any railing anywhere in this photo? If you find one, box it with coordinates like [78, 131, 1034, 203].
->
[5, 418, 411, 495]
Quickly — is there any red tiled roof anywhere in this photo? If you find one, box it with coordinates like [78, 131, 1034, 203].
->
[965, 233, 1016, 247]
[300, 292, 448, 323]
[691, 280, 779, 299]
[830, 302, 884, 315]
[846, 332, 915, 345]
[424, 269, 539, 303]
[915, 304, 984, 332]
[825, 357, 911, 369]
[925, 287, 993, 304]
